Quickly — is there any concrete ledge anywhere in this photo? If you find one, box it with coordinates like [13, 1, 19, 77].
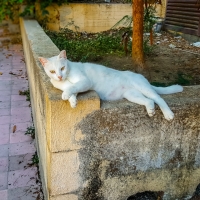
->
[20, 18, 200, 200]
[20, 18, 100, 200]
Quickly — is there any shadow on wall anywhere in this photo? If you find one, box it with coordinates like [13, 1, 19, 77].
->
[127, 191, 164, 200]
[127, 184, 200, 200]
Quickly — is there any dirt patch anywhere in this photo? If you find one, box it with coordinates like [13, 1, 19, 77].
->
[96, 32, 200, 86]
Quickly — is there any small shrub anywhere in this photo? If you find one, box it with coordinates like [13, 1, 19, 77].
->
[25, 126, 35, 139]
[143, 39, 156, 55]
[19, 89, 30, 101]
[45, 28, 129, 62]
[31, 152, 39, 165]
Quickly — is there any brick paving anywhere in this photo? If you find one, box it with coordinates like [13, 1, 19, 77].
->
[0, 38, 43, 199]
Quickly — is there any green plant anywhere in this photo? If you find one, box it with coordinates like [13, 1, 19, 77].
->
[143, 38, 155, 55]
[175, 72, 192, 85]
[45, 28, 128, 62]
[19, 89, 30, 101]
[143, 5, 157, 55]
[32, 152, 39, 165]
[0, 0, 22, 21]
[0, 0, 69, 22]
[151, 71, 193, 87]
[111, 3, 158, 56]
[25, 126, 35, 139]
[143, 5, 157, 33]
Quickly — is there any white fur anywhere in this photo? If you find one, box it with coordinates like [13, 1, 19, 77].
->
[39, 50, 183, 121]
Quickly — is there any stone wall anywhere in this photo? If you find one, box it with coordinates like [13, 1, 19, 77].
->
[20, 18, 100, 200]
[77, 95, 200, 199]
[35, 2, 166, 33]
[20, 18, 200, 200]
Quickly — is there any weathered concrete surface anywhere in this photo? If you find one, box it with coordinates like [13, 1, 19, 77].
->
[20, 18, 200, 200]
[35, 2, 166, 33]
[76, 86, 200, 199]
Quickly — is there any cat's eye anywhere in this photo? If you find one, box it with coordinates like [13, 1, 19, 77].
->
[61, 66, 65, 71]
[50, 70, 55, 74]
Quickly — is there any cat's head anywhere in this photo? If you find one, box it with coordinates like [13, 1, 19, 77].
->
[39, 50, 69, 81]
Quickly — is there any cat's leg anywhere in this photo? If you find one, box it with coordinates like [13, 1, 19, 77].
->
[129, 74, 174, 120]
[140, 89, 174, 121]
[68, 94, 77, 108]
[123, 90, 155, 117]
[62, 91, 77, 108]
[62, 90, 72, 101]
[150, 95, 174, 121]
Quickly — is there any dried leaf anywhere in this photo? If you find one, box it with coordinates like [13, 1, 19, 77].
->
[13, 125, 16, 133]
[0, 72, 2, 75]
[9, 71, 17, 75]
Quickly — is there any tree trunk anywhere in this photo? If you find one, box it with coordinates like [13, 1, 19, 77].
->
[150, 28, 153, 45]
[132, 0, 145, 72]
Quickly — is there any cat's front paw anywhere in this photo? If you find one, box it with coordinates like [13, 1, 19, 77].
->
[62, 91, 71, 100]
[69, 95, 77, 108]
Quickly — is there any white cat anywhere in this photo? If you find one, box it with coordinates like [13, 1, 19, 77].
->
[39, 50, 183, 121]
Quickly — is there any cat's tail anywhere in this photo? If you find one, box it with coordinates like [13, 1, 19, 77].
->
[152, 85, 183, 94]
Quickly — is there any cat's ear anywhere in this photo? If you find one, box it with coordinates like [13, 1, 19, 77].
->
[59, 50, 67, 59]
[38, 57, 48, 67]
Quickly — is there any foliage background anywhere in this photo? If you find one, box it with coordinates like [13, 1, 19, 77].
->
[0, 0, 131, 22]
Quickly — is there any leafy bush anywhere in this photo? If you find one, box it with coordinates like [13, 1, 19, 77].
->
[0, 0, 69, 22]
[45, 28, 129, 62]
[25, 126, 35, 139]
[31, 152, 39, 165]
[19, 89, 30, 101]
[0, 0, 22, 21]
[143, 5, 157, 33]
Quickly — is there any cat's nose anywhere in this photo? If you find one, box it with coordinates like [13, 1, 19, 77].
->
[58, 76, 62, 80]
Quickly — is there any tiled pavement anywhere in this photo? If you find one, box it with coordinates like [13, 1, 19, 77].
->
[0, 38, 43, 199]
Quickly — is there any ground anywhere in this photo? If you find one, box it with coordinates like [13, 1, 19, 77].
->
[97, 31, 200, 86]
[0, 31, 43, 199]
